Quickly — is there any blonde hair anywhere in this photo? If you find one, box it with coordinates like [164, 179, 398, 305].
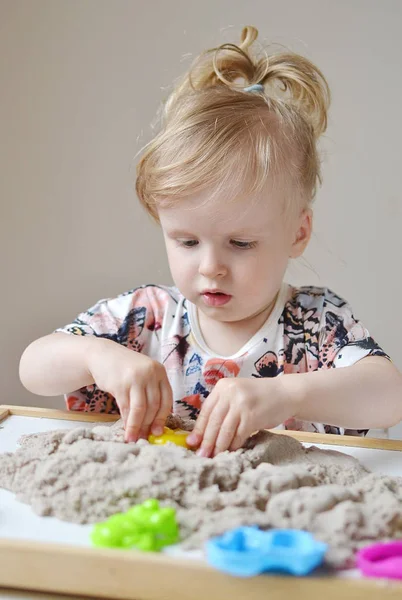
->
[136, 26, 330, 220]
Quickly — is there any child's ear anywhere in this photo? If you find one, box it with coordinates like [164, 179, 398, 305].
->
[289, 209, 312, 258]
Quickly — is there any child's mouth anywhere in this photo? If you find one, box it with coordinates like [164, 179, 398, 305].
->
[202, 292, 232, 307]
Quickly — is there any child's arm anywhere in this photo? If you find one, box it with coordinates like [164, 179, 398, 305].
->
[20, 333, 98, 395]
[20, 332, 173, 441]
[187, 356, 402, 457]
[286, 355, 402, 429]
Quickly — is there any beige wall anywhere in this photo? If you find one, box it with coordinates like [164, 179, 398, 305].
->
[1, 0, 401, 437]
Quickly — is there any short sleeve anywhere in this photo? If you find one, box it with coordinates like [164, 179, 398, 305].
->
[56, 286, 156, 353]
[318, 290, 390, 370]
[316, 290, 390, 437]
[56, 285, 164, 413]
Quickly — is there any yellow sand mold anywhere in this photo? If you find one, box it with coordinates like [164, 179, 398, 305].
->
[148, 426, 192, 449]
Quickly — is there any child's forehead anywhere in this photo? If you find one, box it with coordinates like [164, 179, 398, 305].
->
[158, 187, 284, 233]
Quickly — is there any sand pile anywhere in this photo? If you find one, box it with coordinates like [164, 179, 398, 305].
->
[1, 416, 401, 567]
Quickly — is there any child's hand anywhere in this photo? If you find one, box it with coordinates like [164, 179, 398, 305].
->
[186, 377, 296, 457]
[86, 338, 173, 442]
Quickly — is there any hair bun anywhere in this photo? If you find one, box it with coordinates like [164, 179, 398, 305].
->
[183, 26, 330, 138]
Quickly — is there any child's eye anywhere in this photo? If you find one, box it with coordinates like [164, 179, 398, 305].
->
[178, 240, 199, 248]
[230, 240, 257, 249]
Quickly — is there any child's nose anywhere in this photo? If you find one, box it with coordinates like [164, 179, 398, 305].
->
[198, 250, 227, 279]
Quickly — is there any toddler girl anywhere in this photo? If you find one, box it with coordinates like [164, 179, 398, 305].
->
[19, 26, 402, 457]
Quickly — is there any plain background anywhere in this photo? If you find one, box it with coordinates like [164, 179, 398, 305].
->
[1, 0, 401, 438]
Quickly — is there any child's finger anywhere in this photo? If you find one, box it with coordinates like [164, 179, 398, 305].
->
[229, 424, 247, 451]
[125, 388, 147, 442]
[187, 393, 217, 447]
[116, 392, 130, 428]
[150, 380, 173, 436]
[140, 382, 161, 438]
[213, 411, 240, 456]
[196, 401, 229, 458]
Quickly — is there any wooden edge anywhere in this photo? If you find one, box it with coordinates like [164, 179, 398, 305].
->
[0, 538, 400, 600]
[0, 407, 10, 424]
[0, 405, 119, 422]
[1, 405, 401, 451]
[271, 429, 402, 451]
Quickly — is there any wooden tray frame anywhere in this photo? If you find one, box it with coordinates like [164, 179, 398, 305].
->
[0, 404, 402, 600]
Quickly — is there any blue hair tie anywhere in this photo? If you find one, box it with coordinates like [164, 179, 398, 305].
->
[243, 83, 264, 93]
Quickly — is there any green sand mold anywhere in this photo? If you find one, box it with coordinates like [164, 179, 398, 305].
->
[91, 498, 179, 551]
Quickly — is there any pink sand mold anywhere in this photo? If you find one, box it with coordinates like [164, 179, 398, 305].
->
[357, 542, 402, 580]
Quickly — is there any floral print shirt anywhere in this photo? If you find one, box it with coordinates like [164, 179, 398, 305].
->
[57, 283, 388, 436]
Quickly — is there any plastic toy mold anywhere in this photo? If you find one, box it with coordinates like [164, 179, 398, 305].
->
[148, 426, 191, 449]
[357, 542, 402, 580]
[206, 527, 327, 577]
[91, 499, 179, 551]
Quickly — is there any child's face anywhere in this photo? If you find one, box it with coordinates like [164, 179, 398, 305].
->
[158, 186, 311, 325]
